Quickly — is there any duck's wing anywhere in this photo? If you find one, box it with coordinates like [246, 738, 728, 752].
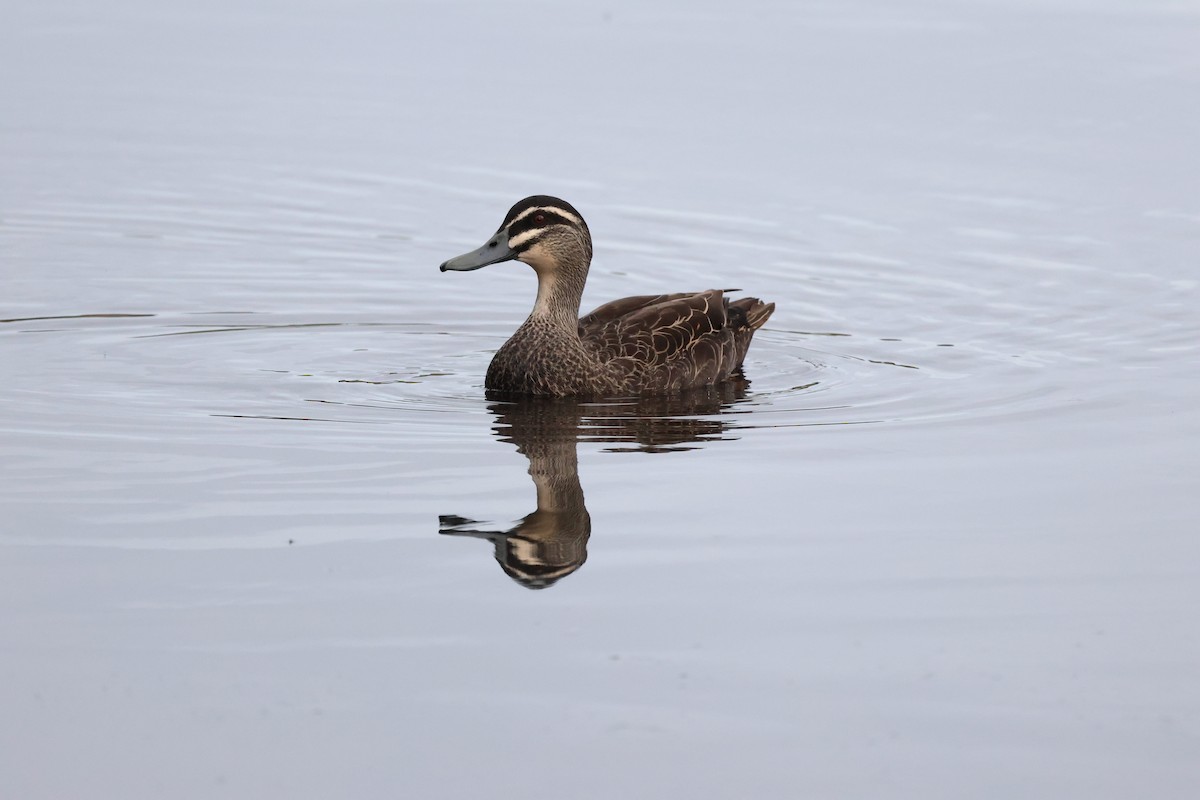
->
[582, 290, 776, 390]
[580, 289, 733, 366]
[578, 292, 709, 331]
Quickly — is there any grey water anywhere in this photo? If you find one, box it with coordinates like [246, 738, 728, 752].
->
[2, 0, 1198, 797]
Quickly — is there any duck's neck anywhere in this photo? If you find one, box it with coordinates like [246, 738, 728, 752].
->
[528, 260, 588, 333]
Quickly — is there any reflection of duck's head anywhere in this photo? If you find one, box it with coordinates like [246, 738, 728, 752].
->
[440, 388, 750, 589]
[439, 396, 592, 589]
[439, 508, 589, 590]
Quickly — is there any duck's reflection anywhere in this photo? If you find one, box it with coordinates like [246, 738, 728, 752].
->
[439, 380, 748, 589]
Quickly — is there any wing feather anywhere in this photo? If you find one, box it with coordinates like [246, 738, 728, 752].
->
[579, 293, 701, 332]
[577, 290, 775, 391]
[583, 290, 726, 362]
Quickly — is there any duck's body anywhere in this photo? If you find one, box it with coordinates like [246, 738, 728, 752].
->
[439, 196, 774, 396]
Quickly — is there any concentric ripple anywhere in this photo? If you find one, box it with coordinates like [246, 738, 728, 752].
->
[1, 303, 1070, 456]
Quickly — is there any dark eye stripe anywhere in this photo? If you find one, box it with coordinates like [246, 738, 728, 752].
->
[507, 210, 573, 240]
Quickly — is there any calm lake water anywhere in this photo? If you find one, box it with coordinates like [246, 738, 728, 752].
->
[2, 0, 1198, 797]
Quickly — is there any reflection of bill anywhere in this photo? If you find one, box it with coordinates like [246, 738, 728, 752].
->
[439, 385, 748, 589]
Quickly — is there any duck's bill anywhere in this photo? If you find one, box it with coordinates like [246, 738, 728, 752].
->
[439, 232, 517, 272]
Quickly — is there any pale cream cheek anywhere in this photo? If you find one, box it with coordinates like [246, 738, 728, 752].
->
[507, 228, 542, 249]
[518, 242, 556, 273]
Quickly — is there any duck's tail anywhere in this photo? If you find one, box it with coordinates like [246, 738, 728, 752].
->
[725, 296, 775, 371]
[728, 297, 775, 331]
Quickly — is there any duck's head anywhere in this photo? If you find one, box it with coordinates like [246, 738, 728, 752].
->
[439, 195, 592, 275]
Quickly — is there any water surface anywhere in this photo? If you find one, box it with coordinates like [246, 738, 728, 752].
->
[2, 1, 1198, 797]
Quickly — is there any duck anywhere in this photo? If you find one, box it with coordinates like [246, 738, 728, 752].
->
[439, 195, 774, 396]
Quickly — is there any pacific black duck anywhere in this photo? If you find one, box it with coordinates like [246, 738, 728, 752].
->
[439, 195, 774, 396]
